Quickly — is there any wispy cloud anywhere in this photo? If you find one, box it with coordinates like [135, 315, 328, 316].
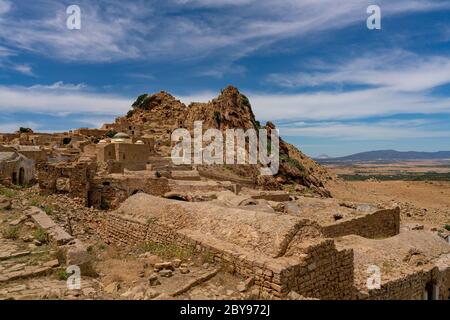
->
[266, 51, 450, 92]
[0, 121, 40, 133]
[0, 0, 448, 65]
[29, 81, 87, 91]
[279, 120, 450, 141]
[0, 84, 132, 116]
[0, 0, 11, 15]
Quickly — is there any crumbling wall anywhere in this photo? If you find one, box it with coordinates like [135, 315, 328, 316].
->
[366, 266, 449, 300]
[281, 239, 355, 299]
[37, 161, 96, 205]
[98, 194, 356, 299]
[322, 208, 400, 239]
[89, 176, 170, 210]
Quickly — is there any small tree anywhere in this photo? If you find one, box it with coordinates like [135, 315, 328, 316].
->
[105, 130, 117, 138]
[132, 94, 149, 109]
[19, 127, 33, 133]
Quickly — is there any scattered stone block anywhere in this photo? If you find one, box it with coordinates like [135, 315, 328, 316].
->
[104, 282, 120, 294]
[159, 269, 173, 278]
[82, 287, 96, 296]
[65, 239, 95, 276]
[237, 277, 254, 292]
[28, 207, 73, 245]
[42, 259, 59, 268]
[24, 222, 35, 228]
[179, 266, 190, 274]
[22, 235, 34, 243]
[285, 203, 301, 215]
[9, 216, 27, 226]
[154, 262, 173, 271]
[148, 273, 161, 286]
[287, 291, 302, 300]
[172, 259, 182, 268]
[0, 196, 12, 211]
[333, 212, 343, 221]
[145, 288, 160, 299]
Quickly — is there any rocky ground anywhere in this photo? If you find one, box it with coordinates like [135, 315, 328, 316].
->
[0, 185, 258, 300]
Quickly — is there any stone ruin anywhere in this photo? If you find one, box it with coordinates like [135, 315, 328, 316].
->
[0, 86, 449, 300]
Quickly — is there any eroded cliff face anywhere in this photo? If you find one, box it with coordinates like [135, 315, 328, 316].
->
[120, 85, 332, 196]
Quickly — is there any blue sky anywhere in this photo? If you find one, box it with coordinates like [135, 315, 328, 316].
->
[1, 0, 450, 157]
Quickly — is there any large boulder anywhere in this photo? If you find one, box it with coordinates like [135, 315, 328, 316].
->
[65, 239, 97, 277]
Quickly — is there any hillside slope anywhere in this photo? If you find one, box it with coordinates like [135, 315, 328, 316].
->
[120, 86, 332, 196]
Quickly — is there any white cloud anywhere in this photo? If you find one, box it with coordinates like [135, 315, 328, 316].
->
[179, 87, 450, 122]
[0, 84, 132, 116]
[0, 0, 11, 15]
[1, 81, 449, 141]
[267, 51, 450, 92]
[279, 122, 450, 141]
[11, 64, 34, 76]
[0, 121, 40, 133]
[0, 0, 448, 63]
[29, 82, 87, 91]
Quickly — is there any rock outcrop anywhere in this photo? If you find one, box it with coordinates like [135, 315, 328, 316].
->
[118, 85, 332, 196]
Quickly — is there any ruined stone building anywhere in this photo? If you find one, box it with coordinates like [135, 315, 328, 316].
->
[0, 150, 35, 186]
[2, 86, 449, 300]
[100, 192, 450, 300]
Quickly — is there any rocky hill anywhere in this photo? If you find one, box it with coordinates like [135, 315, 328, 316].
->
[121, 86, 332, 196]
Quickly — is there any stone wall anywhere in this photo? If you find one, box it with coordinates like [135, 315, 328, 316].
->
[37, 161, 97, 205]
[74, 128, 108, 137]
[88, 176, 170, 209]
[98, 211, 355, 300]
[281, 239, 355, 299]
[366, 266, 450, 300]
[322, 208, 400, 239]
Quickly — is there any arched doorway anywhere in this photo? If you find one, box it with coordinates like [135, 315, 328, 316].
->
[18, 167, 25, 185]
[424, 281, 439, 300]
[12, 172, 17, 185]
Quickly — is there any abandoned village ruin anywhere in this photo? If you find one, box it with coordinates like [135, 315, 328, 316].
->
[0, 86, 449, 300]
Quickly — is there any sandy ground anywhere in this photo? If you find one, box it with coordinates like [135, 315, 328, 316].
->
[327, 177, 450, 229]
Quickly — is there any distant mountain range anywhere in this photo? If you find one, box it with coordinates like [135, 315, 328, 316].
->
[315, 150, 450, 164]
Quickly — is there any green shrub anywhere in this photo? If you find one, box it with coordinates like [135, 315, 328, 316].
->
[29, 198, 41, 207]
[100, 198, 110, 210]
[56, 268, 69, 281]
[444, 224, 450, 231]
[240, 94, 251, 108]
[33, 228, 49, 244]
[0, 186, 17, 198]
[201, 250, 214, 264]
[2, 226, 19, 240]
[214, 111, 222, 126]
[105, 130, 117, 138]
[19, 127, 32, 133]
[43, 206, 54, 215]
[132, 94, 149, 109]
[126, 110, 134, 118]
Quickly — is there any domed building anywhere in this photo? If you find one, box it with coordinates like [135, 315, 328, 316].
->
[112, 132, 131, 144]
[93, 132, 150, 172]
